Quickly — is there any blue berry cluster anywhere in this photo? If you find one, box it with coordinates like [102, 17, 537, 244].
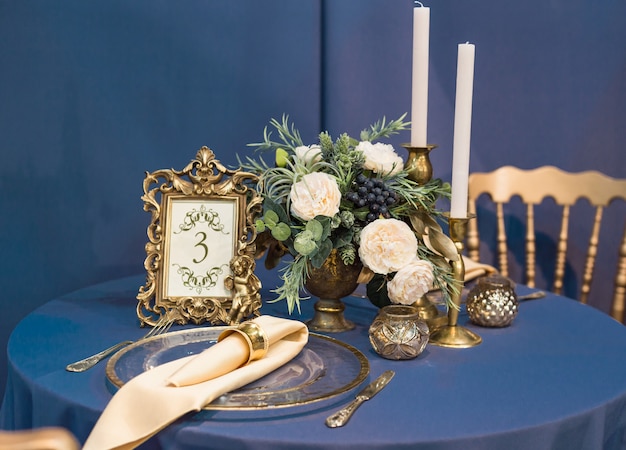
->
[345, 174, 398, 223]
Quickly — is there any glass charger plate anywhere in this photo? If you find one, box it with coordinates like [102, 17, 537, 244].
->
[106, 327, 369, 411]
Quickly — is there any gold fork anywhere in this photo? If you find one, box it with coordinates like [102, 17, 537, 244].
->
[65, 316, 173, 372]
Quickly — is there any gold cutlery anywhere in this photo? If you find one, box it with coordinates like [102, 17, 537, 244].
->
[325, 370, 395, 428]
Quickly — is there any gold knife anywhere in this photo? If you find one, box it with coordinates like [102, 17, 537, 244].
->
[325, 370, 395, 428]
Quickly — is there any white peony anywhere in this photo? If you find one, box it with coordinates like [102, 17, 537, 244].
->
[294, 145, 322, 164]
[387, 259, 435, 305]
[358, 218, 418, 274]
[356, 141, 404, 175]
[290, 172, 341, 221]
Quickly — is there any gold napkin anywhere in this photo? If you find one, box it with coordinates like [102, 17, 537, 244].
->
[83, 316, 308, 450]
[462, 255, 498, 282]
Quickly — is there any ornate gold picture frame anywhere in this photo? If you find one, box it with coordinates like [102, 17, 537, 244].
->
[137, 146, 263, 326]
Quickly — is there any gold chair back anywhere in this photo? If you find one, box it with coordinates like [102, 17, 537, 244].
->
[466, 165, 626, 322]
[0, 427, 79, 450]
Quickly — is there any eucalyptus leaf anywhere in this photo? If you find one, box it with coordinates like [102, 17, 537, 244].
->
[255, 219, 266, 233]
[263, 197, 290, 224]
[294, 231, 317, 256]
[305, 219, 324, 241]
[271, 222, 292, 241]
[264, 210, 279, 227]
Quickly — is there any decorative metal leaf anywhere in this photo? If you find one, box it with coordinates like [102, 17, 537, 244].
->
[409, 213, 426, 236]
[425, 228, 459, 262]
[420, 212, 443, 232]
[429, 253, 452, 272]
[409, 210, 443, 237]
[357, 266, 374, 284]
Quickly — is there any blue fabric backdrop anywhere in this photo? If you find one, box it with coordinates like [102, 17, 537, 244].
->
[0, 0, 624, 402]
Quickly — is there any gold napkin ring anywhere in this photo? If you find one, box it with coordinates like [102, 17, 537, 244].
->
[238, 322, 269, 362]
[218, 321, 269, 364]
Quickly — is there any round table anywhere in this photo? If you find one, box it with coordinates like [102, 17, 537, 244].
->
[2, 275, 626, 449]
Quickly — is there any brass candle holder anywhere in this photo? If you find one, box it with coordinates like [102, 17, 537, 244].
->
[402, 143, 437, 186]
[402, 144, 448, 330]
[429, 215, 482, 348]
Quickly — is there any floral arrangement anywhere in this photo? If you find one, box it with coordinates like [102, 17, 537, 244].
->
[242, 115, 458, 313]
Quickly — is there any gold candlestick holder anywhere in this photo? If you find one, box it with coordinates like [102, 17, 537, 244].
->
[402, 143, 447, 330]
[429, 215, 482, 348]
[402, 143, 437, 186]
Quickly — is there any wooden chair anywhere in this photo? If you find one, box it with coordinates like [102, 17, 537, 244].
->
[0, 427, 80, 450]
[466, 166, 626, 322]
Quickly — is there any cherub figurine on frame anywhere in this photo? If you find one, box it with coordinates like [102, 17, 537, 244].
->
[224, 254, 262, 324]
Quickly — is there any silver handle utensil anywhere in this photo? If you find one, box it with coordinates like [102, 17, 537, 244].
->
[65, 317, 173, 372]
[65, 340, 134, 373]
[518, 291, 546, 301]
[325, 370, 395, 428]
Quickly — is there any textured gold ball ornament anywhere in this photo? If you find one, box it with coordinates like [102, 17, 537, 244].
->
[466, 275, 519, 327]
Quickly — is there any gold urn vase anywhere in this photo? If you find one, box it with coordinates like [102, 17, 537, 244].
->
[305, 249, 363, 333]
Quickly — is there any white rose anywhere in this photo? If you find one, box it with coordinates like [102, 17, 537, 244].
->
[358, 218, 418, 274]
[294, 145, 322, 164]
[356, 141, 404, 175]
[387, 259, 435, 305]
[290, 172, 341, 221]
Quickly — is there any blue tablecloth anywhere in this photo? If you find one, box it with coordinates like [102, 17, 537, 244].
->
[2, 275, 626, 449]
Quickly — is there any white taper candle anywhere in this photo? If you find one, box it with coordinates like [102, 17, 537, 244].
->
[410, 4, 430, 147]
[450, 42, 475, 218]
